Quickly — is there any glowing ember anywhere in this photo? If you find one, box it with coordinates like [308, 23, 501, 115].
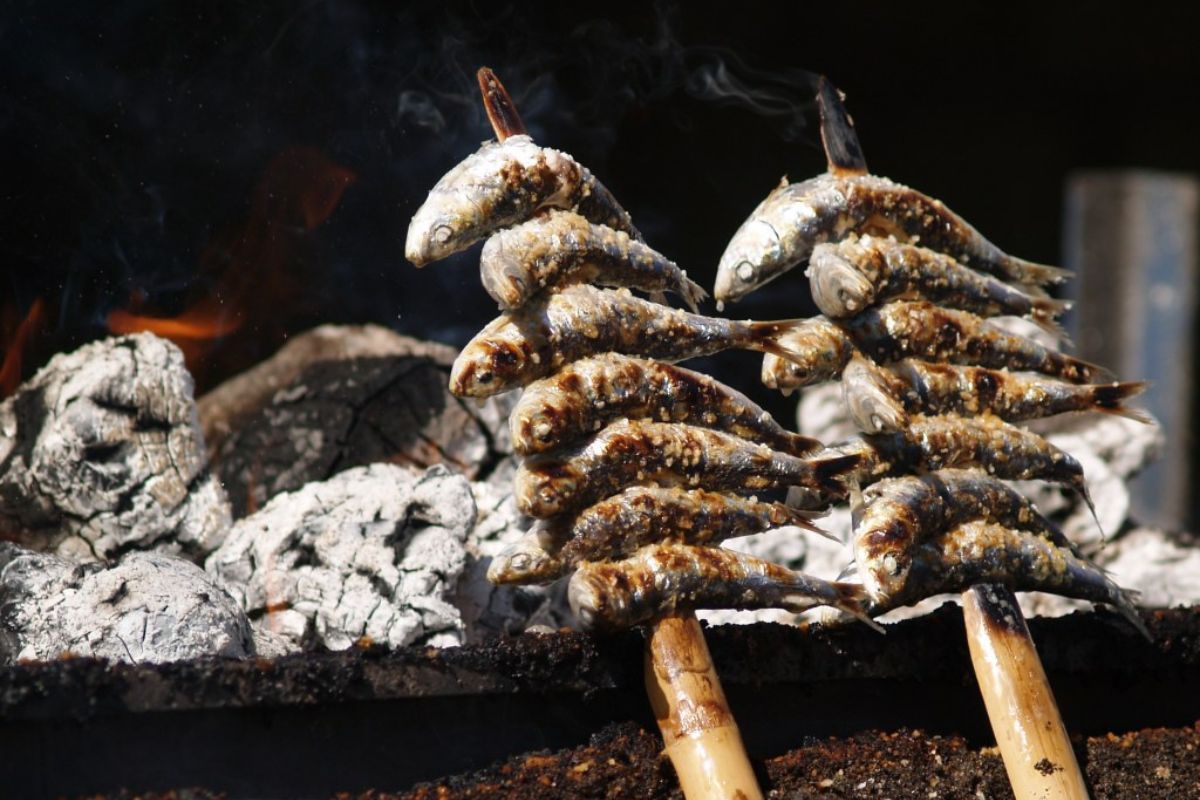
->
[0, 298, 46, 397]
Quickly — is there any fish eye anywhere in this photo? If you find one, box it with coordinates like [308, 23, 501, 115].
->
[434, 224, 453, 244]
[882, 553, 901, 576]
[476, 370, 493, 385]
[509, 553, 531, 572]
[736, 261, 756, 283]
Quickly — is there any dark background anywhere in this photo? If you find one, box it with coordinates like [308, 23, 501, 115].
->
[2, 1, 1198, 415]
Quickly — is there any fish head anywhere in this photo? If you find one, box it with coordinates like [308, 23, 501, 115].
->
[715, 216, 786, 305]
[808, 243, 876, 318]
[450, 320, 531, 397]
[479, 230, 533, 310]
[856, 520, 917, 602]
[841, 356, 907, 433]
[761, 320, 852, 390]
[515, 458, 582, 517]
[487, 533, 563, 585]
[567, 568, 624, 630]
[511, 396, 574, 454]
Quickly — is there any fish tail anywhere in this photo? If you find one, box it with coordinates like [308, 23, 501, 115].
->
[1014, 259, 1074, 287]
[1032, 294, 1072, 320]
[833, 582, 886, 633]
[810, 452, 863, 497]
[1060, 352, 1115, 384]
[782, 506, 839, 541]
[678, 272, 710, 314]
[1091, 381, 1153, 423]
[1076, 483, 1106, 541]
[750, 318, 822, 366]
[785, 432, 823, 457]
[1113, 586, 1151, 641]
[1030, 304, 1075, 347]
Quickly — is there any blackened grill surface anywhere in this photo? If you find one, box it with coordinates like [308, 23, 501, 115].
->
[3, 605, 1198, 798]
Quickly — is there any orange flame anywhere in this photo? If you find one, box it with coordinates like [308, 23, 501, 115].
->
[106, 146, 357, 383]
[0, 298, 47, 397]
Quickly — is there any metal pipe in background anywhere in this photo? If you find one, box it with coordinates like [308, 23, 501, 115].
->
[1064, 172, 1199, 532]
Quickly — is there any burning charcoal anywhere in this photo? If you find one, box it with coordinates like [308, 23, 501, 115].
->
[206, 463, 475, 651]
[0, 543, 253, 664]
[0, 333, 231, 561]
[207, 327, 514, 517]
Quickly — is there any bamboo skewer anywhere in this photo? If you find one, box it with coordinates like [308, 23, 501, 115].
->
[475, 67, 763, 800]
[962, 584, 1090, 800]
[645, 613, 764, 800]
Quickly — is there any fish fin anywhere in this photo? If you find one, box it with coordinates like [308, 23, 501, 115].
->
[836, 561, 858, 581]
[816, 76, 869, 176]
[848, 480, 865, 531]
[678, 273, 710, 314]
[785, 485, 824, 510]
[649, 290, 670, 307]
[1030, 310, 1075, 348]
[1076, 483, 1106, 541]
[833, 582, 885, 633]
[1013, 259, 1074, 287]
[1091, 381, 1153, 423]
[810, 453, 863, 497]
[785, 433, 824, 457]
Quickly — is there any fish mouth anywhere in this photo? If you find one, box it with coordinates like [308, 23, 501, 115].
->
[715, 220, 784, 303]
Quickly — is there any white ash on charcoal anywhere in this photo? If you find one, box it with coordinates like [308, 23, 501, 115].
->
[207, 463, 475, 651]
[204, 324, 515, 517]
[0, 543, 253, 664]
[0, 333, 230, 561]
[458, 472, 573, 640]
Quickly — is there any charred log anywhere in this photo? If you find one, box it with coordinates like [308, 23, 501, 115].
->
[203, 325, 514, 517]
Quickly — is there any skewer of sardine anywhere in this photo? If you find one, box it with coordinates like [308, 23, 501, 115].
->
[843, 356, 1150, 433]
[514, 419, 859, 518]
[568, 542, 876, 630]
[761, 301, 1108, 393]
[405, 134, 640, 267]
[858, 520, 1146, 637]
[808, 235, 1071, 333]
[488, 486, 829, 585]
[792, 415, 1100, 531]
[450, 284, 814, 397]
[510, 353, 819, 456]
[480, 209, 707, 312]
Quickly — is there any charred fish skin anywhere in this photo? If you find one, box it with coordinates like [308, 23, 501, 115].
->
[863, 520, 1146, 637]
[510, 353, 820, 456]
[405, 135, 639, 266]
[761, 301, 1106, 394]
[841, 301, 1107, 384]
[479, 209, 708, 312]
[489, 487, 825, 586]
[887, 359, 1150, 424]
[715, 172, 1069, 305]
[450, 284, 813, 398]
[558, 486, 825, 568]
[867, 414, 1091, 496]
[514, 419, 860, 518]
[808, 235, 1071, 326]
[567, 542, 871, 630]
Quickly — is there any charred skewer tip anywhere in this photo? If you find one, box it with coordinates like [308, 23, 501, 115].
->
[476, 67, 527, 141]
[963, 584, 1090, 800]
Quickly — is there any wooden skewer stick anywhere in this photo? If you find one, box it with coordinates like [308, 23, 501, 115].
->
[477, 67, 527, 142]
[645, 612, 764, 800]
[962, 584, 1090, 800]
